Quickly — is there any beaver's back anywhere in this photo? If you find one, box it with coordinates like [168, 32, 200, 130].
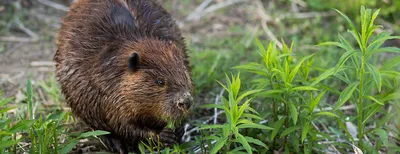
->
[56, 0, 185, 62]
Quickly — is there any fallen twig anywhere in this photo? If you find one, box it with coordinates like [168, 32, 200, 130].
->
[278, 11, 336, 20]
[186, 0, 213, 21]
[255, 0, 283, 49]
[0, 36, 38, 43]
[15, 19, 39, 39]
[0, 18, 40, 43]
[186, 0, 248, 21]
[30, 61, 56, 67]
[37, 0, 70, 12]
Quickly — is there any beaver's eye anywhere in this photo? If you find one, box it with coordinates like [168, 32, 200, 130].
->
[156, 79, 165, 87]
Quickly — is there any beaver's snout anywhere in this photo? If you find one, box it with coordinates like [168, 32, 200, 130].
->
[176, 92, 193, 111]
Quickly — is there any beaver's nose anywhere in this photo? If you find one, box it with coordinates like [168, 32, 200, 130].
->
[177, 95, 192, 110]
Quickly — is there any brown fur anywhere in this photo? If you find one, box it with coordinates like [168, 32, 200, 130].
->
[54, 0, 193, 153]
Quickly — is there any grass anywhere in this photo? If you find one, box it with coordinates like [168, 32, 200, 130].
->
[1, 1, 400, 154]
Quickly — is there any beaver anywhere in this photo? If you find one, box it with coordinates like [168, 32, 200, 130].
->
[54, 0, 193, 153]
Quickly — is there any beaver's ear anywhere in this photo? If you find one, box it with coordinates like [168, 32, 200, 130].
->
[128, 52, 140, 72]
[109, 0, 135, 28]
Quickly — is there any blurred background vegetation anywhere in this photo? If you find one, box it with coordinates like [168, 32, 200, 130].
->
[0, 0, 399, 153]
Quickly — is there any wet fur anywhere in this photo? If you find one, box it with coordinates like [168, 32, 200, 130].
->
[54, 0, 192, 152]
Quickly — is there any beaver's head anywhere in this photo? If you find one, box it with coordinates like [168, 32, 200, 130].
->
[117, 39, 193, 129]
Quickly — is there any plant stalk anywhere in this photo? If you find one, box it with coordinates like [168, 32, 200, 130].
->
[269, 77, 277, 121]
[357, 54, 365, 149]
[269, 76, 277, 151]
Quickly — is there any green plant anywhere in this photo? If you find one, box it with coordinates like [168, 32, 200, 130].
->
[319, 6, 400, 152]
[0, 80, 110, 153]
[235, 39, 339, 153]
[199, 73, 273, 154]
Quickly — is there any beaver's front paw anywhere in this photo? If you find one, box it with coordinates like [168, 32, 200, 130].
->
[102, 135, 128, 154]
[158, 128, 179, 147]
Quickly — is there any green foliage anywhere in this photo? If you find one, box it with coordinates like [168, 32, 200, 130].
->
[198, 73, 272, 154]
[197, 6, 399, 153]
[0, 80, 109, 154]
[319, 6, 400, 153]
[234, 38, 338, 153]
[306, 0, 400, 20]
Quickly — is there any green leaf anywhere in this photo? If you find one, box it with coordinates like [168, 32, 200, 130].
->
[338, 34, 354, 51]
[0, 131, 13, 135]
[334, 50, 358, 74]
[270, 117, 286, 140]
[290, 133, 300, 152]
[369, 9, 380, 29]
[234, 63, 269, 76]
[367, 32, 391, 52]
[310, 68, 334, 86]
[381, 93, 400, 102]
[364, 95, 384, 105]
[366, 63, 382, 92]
[309, 91, 326, 113]
[237, 119, 255, 125]
[380, 56, 400, 71]
[0, 140, 20, 149]
[289, 102, 298, 125]
[245, 106, 259, 115]
[245, 136, 268, 149]
[288, 54, 314, 83]
[349, 30, 362, 50]
[380, 70, 400, 79]
[229, 147, 247, 154]
[216, 80, 229, 92]
[0, 97, 14, 107]
[317, 41, 343, 48]
[236, 89, 263, 104]
[237, 134, 253, 154]
[334, 9, 358, 36]
[290, 86, 318, 91]
[301, 122, 310, 143]
[237, 123, 274, 130]
[27, 79, 33, 120]
[313, 111, 339, 118]
[236, 99, 252, 123]
[9, 120, 35, 133]
[242, 113, 263, 120]
[0, 107, 18, 114]
[280, 126, 300, 138]
[198, 124, 226, 130]
[210, 138, 227, 154]
[59, 139, 80, 154]
[257, 90, 285, 97]
[255, 38, 266, 56]
[362, 104, 382, 124]
[373, 128, 388, 147]
[335, 82, 359, 110]
[138, 143, 146, 154]
[199, 104, 224, 109]
[78, 130, 110, 138]
[367, 47, 400, 57]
